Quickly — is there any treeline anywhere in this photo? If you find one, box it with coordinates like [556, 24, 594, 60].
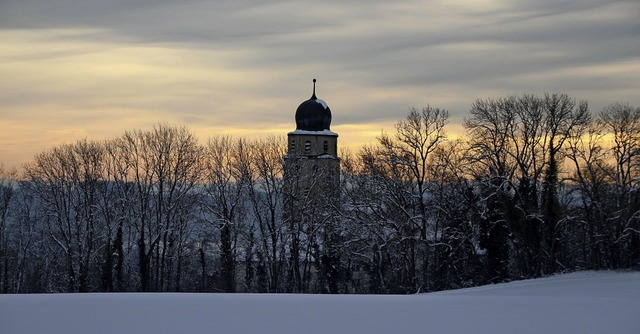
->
[0, 93, 638, 293]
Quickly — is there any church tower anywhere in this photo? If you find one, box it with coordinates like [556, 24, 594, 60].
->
[283, 79, 341, 292]
[284, 79, 339, 208]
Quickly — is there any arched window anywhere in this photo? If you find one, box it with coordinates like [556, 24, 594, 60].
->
[290, 139, 296, 152]
[323, 141, 328, 153]
[304, 140, 311, 154]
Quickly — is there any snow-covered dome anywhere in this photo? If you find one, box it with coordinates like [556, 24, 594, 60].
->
[295, 79, 332, 131]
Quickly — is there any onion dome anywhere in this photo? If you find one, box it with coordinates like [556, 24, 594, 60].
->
[295, 79, 332, 131]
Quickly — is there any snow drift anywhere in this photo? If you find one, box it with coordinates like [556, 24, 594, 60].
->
[1, 271, 638, 334]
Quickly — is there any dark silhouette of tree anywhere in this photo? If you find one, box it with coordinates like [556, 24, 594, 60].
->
[1, 97, 637, 294]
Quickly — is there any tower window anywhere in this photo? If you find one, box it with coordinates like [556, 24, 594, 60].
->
[323, 141, 328, 153]
[304, 140, 311, 154]
[290, 140, 296, 152]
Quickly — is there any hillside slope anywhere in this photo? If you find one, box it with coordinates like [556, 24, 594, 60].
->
[1, 271, 638, 334]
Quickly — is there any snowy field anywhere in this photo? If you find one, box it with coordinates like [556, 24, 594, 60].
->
[1, 271, 638, 334]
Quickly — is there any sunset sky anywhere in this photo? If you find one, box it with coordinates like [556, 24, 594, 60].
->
[1, 0, 639, 169]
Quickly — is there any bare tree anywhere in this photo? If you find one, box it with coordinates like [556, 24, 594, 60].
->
[145, 125, 203, 291]
[382, 106, 449, 241]
[565, 114, 609, 268]
[465, 98, 517, 282]
[202, 136, 250, 292]
[0, 164, 18, 292]
[598, 103, 640, 267]
[246, 137, 287, 292]
[24, 139, 106, 292]
[348, 106, 449, 293]
[103, 138, 137, 291]
[118, 129, 158, 291]
[540, 93, 589, 273]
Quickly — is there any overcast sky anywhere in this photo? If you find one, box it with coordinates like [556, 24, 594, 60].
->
[1, 0, 639, 169]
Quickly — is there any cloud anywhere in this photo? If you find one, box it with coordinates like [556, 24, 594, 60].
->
[0, 0, 639, 168]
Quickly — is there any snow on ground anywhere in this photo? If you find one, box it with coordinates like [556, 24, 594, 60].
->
[1, 271, 638, 334]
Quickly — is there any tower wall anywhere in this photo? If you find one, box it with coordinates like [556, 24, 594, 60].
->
[284, 132, 340, 226]
[287, 131, 338, 157]
[284, 132, 339, 201]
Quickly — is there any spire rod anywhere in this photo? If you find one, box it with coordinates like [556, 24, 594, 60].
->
[312, 78, 317, 99]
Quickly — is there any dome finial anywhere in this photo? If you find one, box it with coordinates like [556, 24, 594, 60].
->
[312, 78, 317, 99]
